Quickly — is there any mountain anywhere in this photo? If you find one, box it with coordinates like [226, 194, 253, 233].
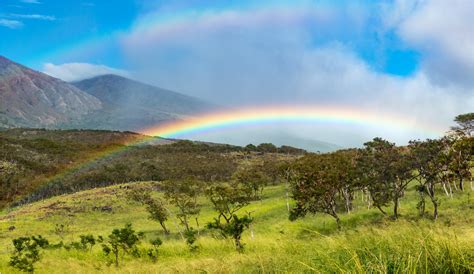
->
[69, 74, 217, 131]
[0, 56, 102, 128]
[73, 74, 213, 115]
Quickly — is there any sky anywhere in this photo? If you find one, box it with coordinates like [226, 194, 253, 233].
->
[0, 0, 473, 148]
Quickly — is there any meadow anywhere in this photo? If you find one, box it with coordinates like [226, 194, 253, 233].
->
[0, 182, 473, 273]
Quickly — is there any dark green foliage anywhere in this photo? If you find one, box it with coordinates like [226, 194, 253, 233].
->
[9, 236, 49, 272]
[101, 224, 142, 267]
[74, 235, 96, 251]
[205, 181, 254, 225]
[207, 214, 253, 252]
[184, 228, 199, 252]
[409, 139, 447, 219]
[289, 151, 357, 228]
[146, 238, 163, 262]
[452, 112, 474, 136]
[257, 143, 278, 153]
[232, 165, 269, 200]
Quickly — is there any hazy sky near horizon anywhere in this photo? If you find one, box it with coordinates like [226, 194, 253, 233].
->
[0, 0, 473, 147]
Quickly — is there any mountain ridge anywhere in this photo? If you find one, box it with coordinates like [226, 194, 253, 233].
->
[0, 55, 102, 128]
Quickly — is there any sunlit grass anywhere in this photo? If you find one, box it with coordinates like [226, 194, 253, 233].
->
[1, 183, 473, 273]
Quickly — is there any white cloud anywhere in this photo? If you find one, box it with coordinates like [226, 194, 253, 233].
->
[118, 2, 473, 146]
[42, 63, 129, 82]
[391, 0, 474, 87]
[20, 0, 41, 4]
[0, 19, 23, 29]
[10, 14, 56, 21]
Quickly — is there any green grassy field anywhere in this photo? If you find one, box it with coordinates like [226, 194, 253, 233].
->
[1, 183, 473, 273]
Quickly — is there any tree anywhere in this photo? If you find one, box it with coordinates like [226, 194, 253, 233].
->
[101, 224, 142, 267]
[207, 214, 253, 252]
[205, 181, 254, 251]
[146, 238, 163, 262]
[448, 137, 473, 191]
[10, 235, 49, 273]
[451, 112, 474, 137]
[232, 164, 269, 200]
[257, 143, 278, 153]
[205, 181, 254, 225]
[288, 153, 347, 229]
[409, 139, 446, 220]
[390, 147, 418, 218]
[127, 187, 170, 234]
[161, 178, 202, 250]
[356, 138, 399, 216]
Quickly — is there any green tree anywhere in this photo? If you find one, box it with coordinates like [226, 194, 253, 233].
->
[127, 187, 170, 234]
[146, 238, 163, 262]
[206, 181, 254, 251]
[288, 153, 347, 229]
[10, 235, 49, 273]
[356, 138, 399, 215]
[232, 164, 269, 200]
[448, 137, 473, 191]
[161, 178, 202, 250]
[451, 112, 474, 137]
[206, 181, 254, 225]
[102, 224, 142, 267]
[409, 139, 447, 220]
[207, 214, 253, 252]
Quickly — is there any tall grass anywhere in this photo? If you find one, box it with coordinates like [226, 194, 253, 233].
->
[0, 184, 473, 273]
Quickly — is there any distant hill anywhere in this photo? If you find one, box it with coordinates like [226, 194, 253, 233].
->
[70, 74, 217, 131]
[0, 56, 102, 128]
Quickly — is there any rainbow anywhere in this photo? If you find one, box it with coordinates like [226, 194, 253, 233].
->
[36, 105, 445, 192]
[141, 105, 444, 138]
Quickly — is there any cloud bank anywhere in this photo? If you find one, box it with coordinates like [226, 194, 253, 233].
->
[118, 1, 473, 146]
[42, 63, 129, 82]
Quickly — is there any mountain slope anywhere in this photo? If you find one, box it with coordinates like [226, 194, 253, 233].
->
[0, 56, 102, 128]
[70, 74, 216, 131]
[73, 74, 213, 115]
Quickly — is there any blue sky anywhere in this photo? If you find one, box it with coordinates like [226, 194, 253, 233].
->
[0, 0, 473, 146]
[1, 0, 419, 75]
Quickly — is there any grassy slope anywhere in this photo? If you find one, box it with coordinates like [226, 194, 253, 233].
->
[0, 183, 473, 273]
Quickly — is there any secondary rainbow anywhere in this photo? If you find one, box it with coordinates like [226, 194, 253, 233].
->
[35, 105, 445, 193]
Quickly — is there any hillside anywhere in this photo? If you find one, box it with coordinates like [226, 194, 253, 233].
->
[0, 128, 302, 209]
[0, 56, 101, 128]
[0, 183, 472, 273]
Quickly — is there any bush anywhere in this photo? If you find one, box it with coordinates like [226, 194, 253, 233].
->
[9, 235, 49, 272]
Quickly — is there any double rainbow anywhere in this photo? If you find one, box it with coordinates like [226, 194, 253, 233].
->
[40, 105, 445, 188]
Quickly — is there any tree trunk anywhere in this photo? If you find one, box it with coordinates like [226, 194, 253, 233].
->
[160, 221, 170, 234]
[235, 236, 243, 252]
[195, 217, 200, 236]
[285, 182, 290, 213]
[470, 179, 473, 191]
[459, 177, 464, 191]
[442, 183, 449, 197]
[453, 181, 459, 191]
[335, 215, 341, 230]
[393, 196, 399, 219]
[427, 183, 438, 220]
[114, 250, 119, 267]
